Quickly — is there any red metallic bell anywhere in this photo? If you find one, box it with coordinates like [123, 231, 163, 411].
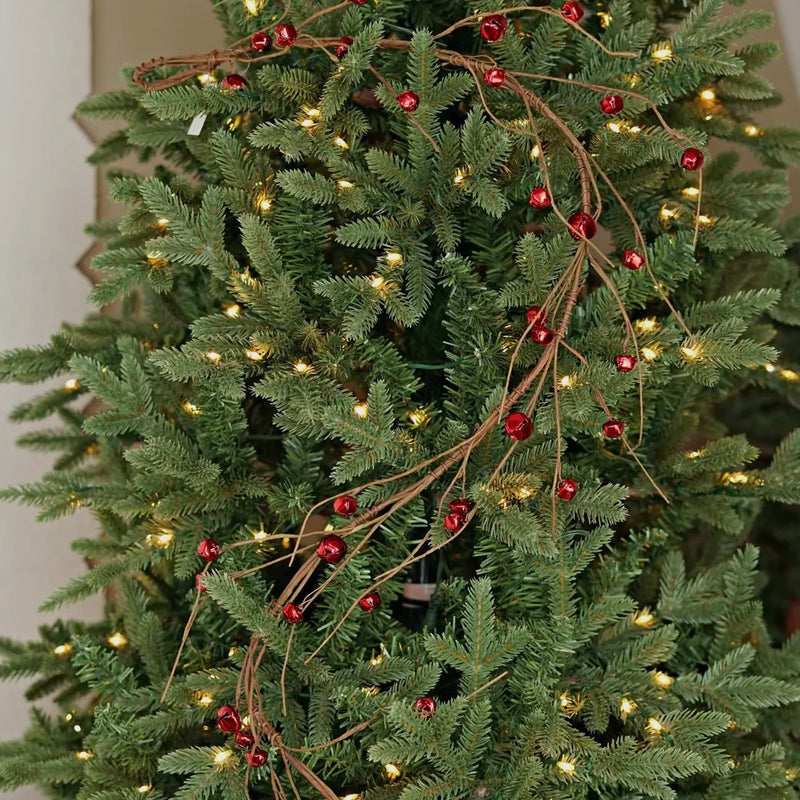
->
[504, 412, 533, 441]
[561, 2, 584, 22]
[358, 591, 381, 612]
[333, 495, 358, 517]
[397, 91, 420, 112]
[251, 31, 272, 52]
[557, 478, 579, 501]
[529, 187, 552, 209]
[568, 211, 597, 241]
[444, 512, 466, 533]
[603, 419, 626, 439]
[600, 94, 624, 115]
[449, 498, 474, 515]
[479, 14, 507, 43]
[615, 355, 637, 373]
[274, 23, 297, 48]
[197, 539, 220, 562]
[336, 36, 353, 59]
[526, 306, 547, 326]
[221, 74, 248, 90]
[282, 603, 304, 624]
[317, 534, 347, 565]
[235, 730, 255, 748]
[681, 148, 705, 171]
[531, 327, 555, 345]
[623, 250, 645, 271]
[246, 747, 268, 767]
[414, 696, 437, 717]
[216, 705, 241, 733]
[483, 68, 507, 88]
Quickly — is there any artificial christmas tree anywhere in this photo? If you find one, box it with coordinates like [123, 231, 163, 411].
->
[2, 0, 800, 797]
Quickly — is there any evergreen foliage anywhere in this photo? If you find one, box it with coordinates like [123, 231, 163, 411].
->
[1, 0, 800, 797]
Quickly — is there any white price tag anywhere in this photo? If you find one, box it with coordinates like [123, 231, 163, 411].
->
[187, 113, 208, 136]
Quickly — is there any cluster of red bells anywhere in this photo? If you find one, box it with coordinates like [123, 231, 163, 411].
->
[217, 13, 357, 91]
[214, 25, 301, 91]
[198, 494, 385, 623]
[395, 4, 602, 117]
[216, 706, 267, 767]
[527, 140, 703, 238]
[479, 3, 585, 45]
[444, 497, 474, 534]
[281, 495, 475, 623]
[281, 589, 382, 624]
[505, 312, 629, 453]
[252, 23, 358, 60]
[505, 408, 625, 444]
[216, 694, 437, 766]
[244, 0, 372, 54]
[523, 306, 637, 372]
[287, 495, 361, 623]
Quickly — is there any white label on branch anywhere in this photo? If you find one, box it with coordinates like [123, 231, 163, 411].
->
[187, 113, 208, 136]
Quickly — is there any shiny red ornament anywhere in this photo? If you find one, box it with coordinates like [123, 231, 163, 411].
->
[358, 591, 381, 612]
[282, 602, 304, 624]
[561, 1, 584, 22]
[333, 494, 358, 517]
[615, 355, 637, 373]
[216, 705, 241, 734]
[444, 511, 466, 533]
[622, 249, 645, 271]
[568, 211, 597, 241]
[504, 412, 533, 441]
[317, 534, 347, 564]
[274, 23, 297, 48]
[414, 697, 437, 718]
[531, 326, 555, 345]
[336, 36, 353, 59]
[603, 419, 626, 439]
[195, 573, 206, 593]
[681, 148, 705, 171]
[197, 539, 220, 562]
[350, 0, 368, 4]
[529, 187, 552, 209]
[483, 68, 507, 88]
[480, 14, 507, 42]
[600, 94, 624, 115]
[397, 91, 420, 112]
[449, 497, 474, 515]
[251, 31, 272, 52]
[246, 747, 268, 767]
[526, 306, 547, 326]
[557, 478, 579, 501]
[221, 74, 248, 90]
[235, 730, 255, 749]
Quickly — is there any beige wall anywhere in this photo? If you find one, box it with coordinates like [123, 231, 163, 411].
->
[740, 0, 800, 206]
[0, 4, 98, 799]
[86, 1, 222, 222]
[775, 0, 800, 90]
